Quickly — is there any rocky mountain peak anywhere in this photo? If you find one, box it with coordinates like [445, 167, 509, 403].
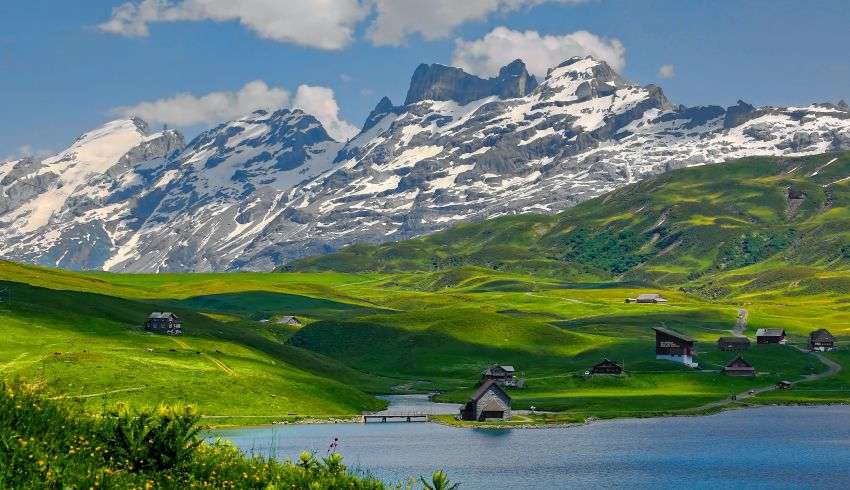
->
[404, 60, 537, 106]
[362, 96, 404, 132]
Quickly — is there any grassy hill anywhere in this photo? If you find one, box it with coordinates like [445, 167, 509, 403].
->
[2, 152, 850, 424]
[291, 151, 850, 292]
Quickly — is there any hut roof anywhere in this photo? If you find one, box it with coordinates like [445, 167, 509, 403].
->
[470, 380, 510, 402]
[593, 358, 622, 368]
[725, 356, 753, 369]
[810, 329, 834, 341]
[637, 293, 665, 301]
[483, 364, 515, 375]
[718, 336, 750, 344]
[653, 327, 695, 342]
[148, 312, 178, 319]
[756, 328, 785, 337]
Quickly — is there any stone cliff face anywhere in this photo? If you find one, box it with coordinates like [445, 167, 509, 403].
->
[404, 59, 538, 105]
[3, 56, 850, 271]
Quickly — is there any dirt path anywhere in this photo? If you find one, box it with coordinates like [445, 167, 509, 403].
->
[49, 386, 145, 400]
[171, 338, 236, 376]
[732, 308, 748, 336]
[696, 345, 842, 411]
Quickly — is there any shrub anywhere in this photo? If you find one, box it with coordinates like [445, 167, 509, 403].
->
[0, 380, 391, 488]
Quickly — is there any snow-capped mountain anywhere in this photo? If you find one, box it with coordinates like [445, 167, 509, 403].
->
[2, 56, 850, 271]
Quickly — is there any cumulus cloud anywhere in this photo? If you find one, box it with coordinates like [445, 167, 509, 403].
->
[98, 0, 368, 50]
[452, 27, 626, 78]
[367, 0, 589, 46]
[112, 80, 291, 127]
[292, 85, 359, 141]
[112, 80, 357, 141]
[99, 0, 591, 49]
[657, 64, 675, 79]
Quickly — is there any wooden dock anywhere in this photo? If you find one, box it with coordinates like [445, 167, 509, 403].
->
[362, 412, 430, 423]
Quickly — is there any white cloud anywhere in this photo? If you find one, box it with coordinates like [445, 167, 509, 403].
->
[657, 64, 675, 79]
[452, 27, 625, 79]
[112, 81, 357, 141]
[367, 0, 589, 46]
[98, 0, 368, 50]
[292, 85, 359, 141]
[112, 80, 291, 127]
[100, 0, 593, 49]
[3, 145, 54, 162]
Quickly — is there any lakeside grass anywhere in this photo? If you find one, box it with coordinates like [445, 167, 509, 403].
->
[2, 259, 848, 425]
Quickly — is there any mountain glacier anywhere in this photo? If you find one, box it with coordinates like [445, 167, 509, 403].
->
[2, 56, 849, 271]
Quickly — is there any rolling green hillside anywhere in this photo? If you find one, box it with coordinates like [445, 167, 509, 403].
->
[2, 152, 850, 425]
[292, 151, 850, 293]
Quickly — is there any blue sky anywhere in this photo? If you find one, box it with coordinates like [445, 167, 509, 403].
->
[2, 0, 849, 158]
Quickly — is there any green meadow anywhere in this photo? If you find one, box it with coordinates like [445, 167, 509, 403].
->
[2, 152, 850, 425]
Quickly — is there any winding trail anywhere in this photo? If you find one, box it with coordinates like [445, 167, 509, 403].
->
[733, 308, 748, 336]
[49, 386, 145, 400]
[171, 338, 236, 376]
[696, 345, 842, 412]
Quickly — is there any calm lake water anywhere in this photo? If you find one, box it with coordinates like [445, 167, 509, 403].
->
[215, 401, 850, 489]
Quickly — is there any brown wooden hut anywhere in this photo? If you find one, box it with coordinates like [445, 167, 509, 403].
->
[145, 312, 182, 335]
[588, 359, 623, 375]
[718, 336, 751, 351]
[756, 328, 786, 344]
[809, 329, 835, 351]
[653, 327, 697, 367]
[722, 356, 755, 376]
[481, 365, 516, 386]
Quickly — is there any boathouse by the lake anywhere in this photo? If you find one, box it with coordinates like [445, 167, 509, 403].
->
[481, 365, 517, 386]
[145, 312, 182, 335]
[722, 356, 755, 376]
[460, 380, 512, 421]
[718, 336, 751, 351]
[756, 328, 786, 344]
[809, 329, 835, 351]
[588, 359, 623, 375]
[653, 327, 697, 367]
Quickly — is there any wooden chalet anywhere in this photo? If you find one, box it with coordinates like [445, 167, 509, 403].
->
[277, 315, 301, 326]
[756, 328, 786, 344]
[718, 336, 751, 351]
[809, 329, 835, 351]
[145, 312, 182, 335]
[460, 380, 512, 421]
[481, 364, 517, 386]
[626, 293, 668, 304]
[722, 356, 755, 376]
[588, 359, 623, 375]
[653, 327, 697, 367]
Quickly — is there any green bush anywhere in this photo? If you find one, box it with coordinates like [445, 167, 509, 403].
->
[0, 380, 389, 488]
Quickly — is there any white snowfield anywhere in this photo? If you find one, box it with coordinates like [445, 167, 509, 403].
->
[1, 56, 849, 271]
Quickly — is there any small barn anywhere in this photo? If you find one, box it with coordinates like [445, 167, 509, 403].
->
[481, 365, 517, 386]
[653, 327, 697, 367]
[588, 359, 623, 375]
[277, 315, 301, 326]
[756, 328, 786, 344]
[809, 329, 835, 351]
[145, 312, 182, 335]
[459, 380, 512, 421]
[718, 336, 751, 351]
[723, 356, 755, 376]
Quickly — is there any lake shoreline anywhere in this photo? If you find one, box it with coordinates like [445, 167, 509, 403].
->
[204, 395, 850, 430]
